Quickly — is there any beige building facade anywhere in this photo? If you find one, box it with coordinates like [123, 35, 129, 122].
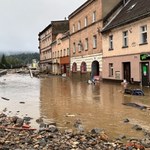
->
[39, 26, 52, 73]
[38, 20, 69, 73]
[69, 0, 121, 80]
[102, 0, 150, 86]
[51, 32, 70, 76]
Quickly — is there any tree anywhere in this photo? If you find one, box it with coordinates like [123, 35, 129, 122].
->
[0, 54, 10, 69]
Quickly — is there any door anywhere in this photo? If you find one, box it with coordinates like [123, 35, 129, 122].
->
[91, 61, 99, 78]
[64, 64, 66, 73]
[123, 62, 131, 82]
[141, 62, 149, 86]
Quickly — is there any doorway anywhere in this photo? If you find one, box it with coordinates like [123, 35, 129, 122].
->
[141, 62, 149, 86]
[123, 62, 131, 82]
[91, 61, 99, 78]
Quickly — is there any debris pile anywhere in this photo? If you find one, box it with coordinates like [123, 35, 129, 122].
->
[0, 113, 149, 149]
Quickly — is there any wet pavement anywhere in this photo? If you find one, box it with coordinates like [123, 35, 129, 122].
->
[0, 73, 150, 139]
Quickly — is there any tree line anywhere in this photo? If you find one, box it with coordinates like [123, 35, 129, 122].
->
[0, 52, 39, 69]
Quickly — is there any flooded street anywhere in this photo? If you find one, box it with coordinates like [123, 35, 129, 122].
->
[0, 73, 150, 139]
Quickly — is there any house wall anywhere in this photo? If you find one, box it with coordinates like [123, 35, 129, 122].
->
[51, 33, 70, 75]
[39, 27, 52, 72]
[39, 21, 69, 73]
[103, 17, 150, 57]
[69, 0, 103, 78]
[102, 17, 150, 82]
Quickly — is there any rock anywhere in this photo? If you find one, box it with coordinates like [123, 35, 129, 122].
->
[141, 138, 150, 148]
[34, 144, 39, 149]
[124, 118, 130, 123]
[65, 129, 73, 134]
[11, 116, 19, 124]
[48, 122, 57, 126]
[48, 125, 58, 133]
[77, 124, 84, 132]
[39, 123, 47, 128]
[143, 131, 150, 138]
[91, 128, 103, 134]
[132, 125, 142, 131]
[15, 118, 24, 127]
[74, 119, 82, 128]
[36, 117, 43, 124]
[23, 116, 33, 122]
[39, 138, 47, 147]
[117, 135, 126, 140]
[99, 132, 109, 142]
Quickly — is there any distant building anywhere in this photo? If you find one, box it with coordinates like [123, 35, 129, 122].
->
[102, 0, 150, 86]
[38, 20, 69, 73]
[68, 0, 121, 80]
[51, 31, 70, 76]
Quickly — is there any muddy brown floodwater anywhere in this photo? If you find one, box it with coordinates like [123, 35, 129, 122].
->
[0, 74, 150, 139]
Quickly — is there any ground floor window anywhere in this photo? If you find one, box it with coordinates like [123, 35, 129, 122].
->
[109, 63, 113, 77]
[72, 62, 77, 72]
[80, 62, 87, 73]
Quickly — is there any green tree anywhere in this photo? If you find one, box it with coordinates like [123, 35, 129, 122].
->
[0, 54, 10, 69]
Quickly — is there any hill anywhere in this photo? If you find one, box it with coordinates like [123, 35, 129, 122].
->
[0, 52, 40, 69]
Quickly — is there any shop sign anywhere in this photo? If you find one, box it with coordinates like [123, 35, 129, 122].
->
[140, 53, 150, 61]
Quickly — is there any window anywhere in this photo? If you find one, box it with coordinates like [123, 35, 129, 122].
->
[123, 31, 128, 47]
[85, 38, 88, 50]
[109, 63, 113, 77]
[85, 16, 88, 27]
[64, 49, 66, 56]
[109, 35, 113, 50]
[67, 48, 69, 56]
[50, 51, 52, 58]
[58, 51, 59, 57]
[78, 21, 81, 30]
[78, 41, 82, 52]
[72, 62, 77, 72]
[92, 11, 96, 23]
[73, 24, 75, 33]
[61, 50, 62, 57]
[73, 43, 76, 54]
[80, 62, 87, 73]
[140, 25, 147, 44]
[93, 35, 97, 48]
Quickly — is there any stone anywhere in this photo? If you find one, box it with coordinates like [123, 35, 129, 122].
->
[141, 138, 150, 148]
[91, 128, 103, 134]
[36, 117, 44, 124]
[132, 125, 142, 131]
[15, 118, 24, 127]
[124, 118, 130, 123]
[47, 125, 58, 133]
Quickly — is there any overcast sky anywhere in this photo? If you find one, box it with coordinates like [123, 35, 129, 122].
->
[0, 0, 87, 53]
